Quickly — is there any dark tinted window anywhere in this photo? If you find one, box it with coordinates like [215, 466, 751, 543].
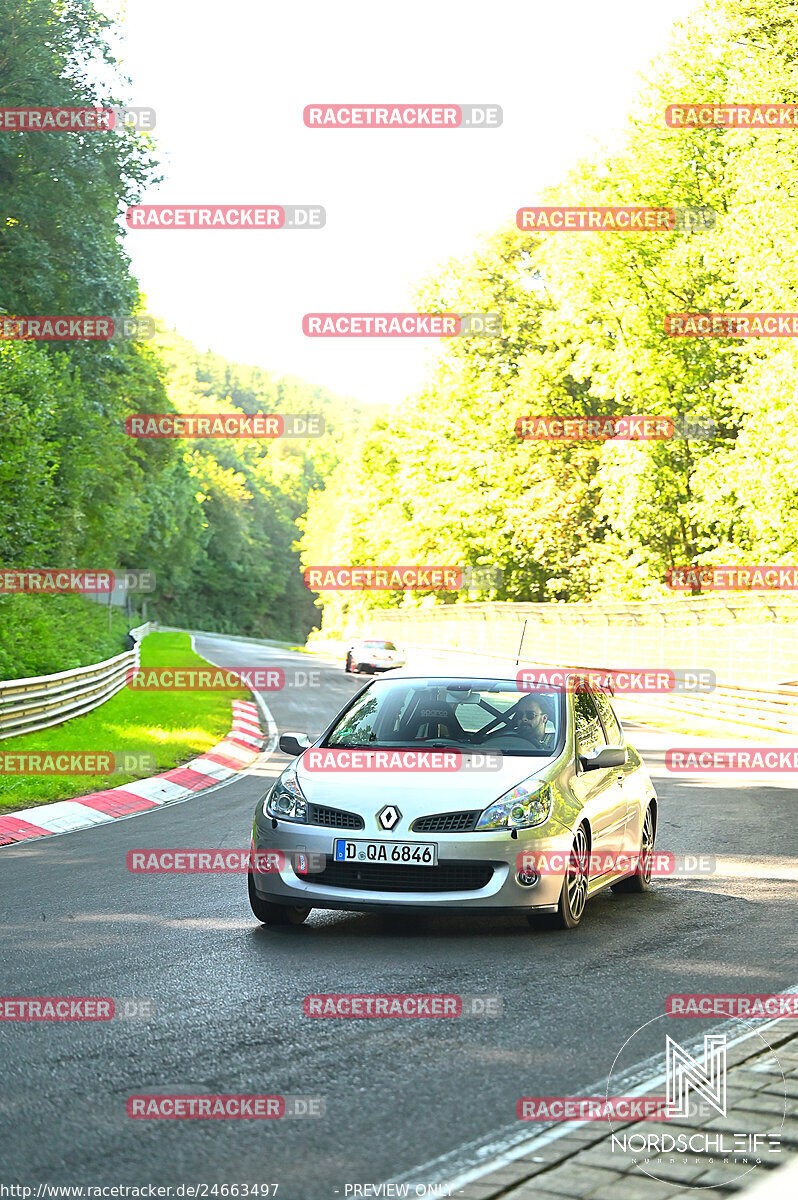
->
[593, 690, 624, 745]
[572, 689, 607, 754]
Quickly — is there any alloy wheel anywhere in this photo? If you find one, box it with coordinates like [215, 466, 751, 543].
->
[640, 806, 655, 883]
[567, 825, 589, 920]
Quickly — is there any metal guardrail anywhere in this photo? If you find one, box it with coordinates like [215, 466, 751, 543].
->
[0, 622, 155, 741]
[397, 643, 798, 737]
[347, 595, 798, 687]
[616, 683, 798, 737]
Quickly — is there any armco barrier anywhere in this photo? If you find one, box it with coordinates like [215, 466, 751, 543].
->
[338, 638, 798, 738]
[0, 622, 154, 741]
[333, 595, 798, 688]
[616, 679, 798, 736]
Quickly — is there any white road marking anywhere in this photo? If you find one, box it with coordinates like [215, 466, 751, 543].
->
[388, 986, 798, 1193]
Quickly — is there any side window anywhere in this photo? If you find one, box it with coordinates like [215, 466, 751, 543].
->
[572, 689, 607, 755]
[592, 690, 624, 745]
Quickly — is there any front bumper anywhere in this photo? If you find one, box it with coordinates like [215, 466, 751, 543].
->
[252, 813, 572, 911]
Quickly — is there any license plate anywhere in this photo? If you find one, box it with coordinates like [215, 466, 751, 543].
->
[333, 839, 438, 866]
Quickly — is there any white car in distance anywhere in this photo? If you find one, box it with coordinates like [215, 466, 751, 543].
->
[345, 639, 406, 674]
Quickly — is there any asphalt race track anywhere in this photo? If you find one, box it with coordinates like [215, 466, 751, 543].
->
[1, 635, 796, 1197]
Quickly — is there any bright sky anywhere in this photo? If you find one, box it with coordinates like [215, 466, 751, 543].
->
[118, 0, 700, 407]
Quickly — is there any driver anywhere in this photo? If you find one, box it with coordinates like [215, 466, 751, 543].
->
[514, 695, 551, 747]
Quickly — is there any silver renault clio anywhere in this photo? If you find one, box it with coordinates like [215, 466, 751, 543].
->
[249, 668, 657, 930]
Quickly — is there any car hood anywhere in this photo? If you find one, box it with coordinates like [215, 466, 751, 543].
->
[294, 750, 555, 823]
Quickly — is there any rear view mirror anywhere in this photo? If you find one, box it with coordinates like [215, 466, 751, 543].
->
[580, 745, 627, 771]
[279, 732, 312, 757]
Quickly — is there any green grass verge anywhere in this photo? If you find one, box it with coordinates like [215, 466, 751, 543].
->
[0, 593, 133, 680]
[0, 631, 249, 813]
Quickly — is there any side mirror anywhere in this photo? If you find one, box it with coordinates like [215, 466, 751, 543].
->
[279, 732, 312, 757]
[580, 745, 627, 771]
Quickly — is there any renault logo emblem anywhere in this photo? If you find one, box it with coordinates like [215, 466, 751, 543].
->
[377, 804, 401, 830]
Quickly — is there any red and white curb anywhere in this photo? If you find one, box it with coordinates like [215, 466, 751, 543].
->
[0, 700, 267, 847]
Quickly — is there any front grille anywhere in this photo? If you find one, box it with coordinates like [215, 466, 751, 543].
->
[312, 860, 493, 893]
[307, 803, 364, 830]
[412, 810, 481, 834]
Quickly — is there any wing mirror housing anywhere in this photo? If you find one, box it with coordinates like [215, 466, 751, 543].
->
[279, 732, 312, 757]
[580, 745, 627, 771]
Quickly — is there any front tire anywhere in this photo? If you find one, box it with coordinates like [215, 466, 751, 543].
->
[248, 874, 311, 926]
[612, 803, 655, 894]
[528, 823, 589, 931]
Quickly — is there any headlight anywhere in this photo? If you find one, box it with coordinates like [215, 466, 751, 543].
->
[265, 764, 307, 822]
[476, 780, 552, 830]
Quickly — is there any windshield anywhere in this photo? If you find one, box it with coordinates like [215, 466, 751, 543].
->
[324, 678, 563, 758]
